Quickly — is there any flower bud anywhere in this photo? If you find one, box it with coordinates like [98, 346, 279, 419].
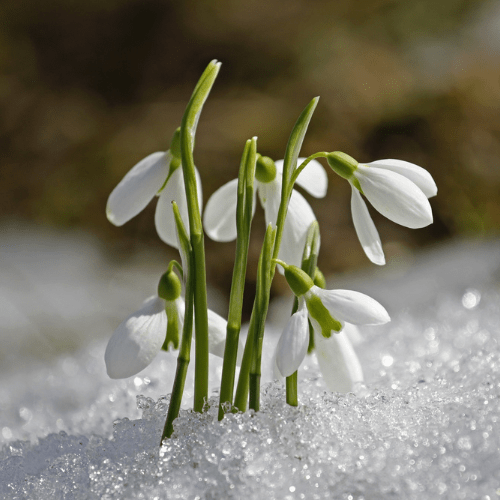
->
[255, 154, 277, 183]
[157, 270, 182, 302]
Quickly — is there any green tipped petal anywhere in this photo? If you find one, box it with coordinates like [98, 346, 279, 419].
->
[305, 293, 343, 338]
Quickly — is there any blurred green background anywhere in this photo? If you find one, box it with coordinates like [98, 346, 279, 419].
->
[2, 0, 499, 309]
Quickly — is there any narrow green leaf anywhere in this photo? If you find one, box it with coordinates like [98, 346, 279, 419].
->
[172, 202, 192, 276]
[183, 60, 221, 147]
[218, 137, 257, 420]
[281, 97, 319, 192]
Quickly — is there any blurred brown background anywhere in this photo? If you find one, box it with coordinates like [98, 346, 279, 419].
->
[2, 0, 500, 313]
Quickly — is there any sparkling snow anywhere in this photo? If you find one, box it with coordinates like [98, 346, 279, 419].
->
[1, 226, 499, 499]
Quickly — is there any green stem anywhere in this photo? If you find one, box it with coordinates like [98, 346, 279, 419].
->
[161, 207, 194, 443]
[272, 98, 319, 265]
[179, 60, 221, 412]
[248, 224, 275, 412]
[286, 371, 298, 406]
[218, 138, 256, 420]
[291, 152, 328, 186]
[285, 221, 320, 405]
[233, 310, 256, 412]
[236, 98, 320, 412]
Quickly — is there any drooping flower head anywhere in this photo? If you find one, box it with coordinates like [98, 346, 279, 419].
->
[327, 152, 437, 265]
[105, 266, 237, 379]
[106, 128, 203, 249]
[274, 260, 390, 392]
[203, 155, 328, 268]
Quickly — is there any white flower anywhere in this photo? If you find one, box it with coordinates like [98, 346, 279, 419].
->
[106, 151, 202, 248]
[350, 159, 437, 265]
[275, 286, 389, 392]
[203, 157, 327, 268]
[105, 295, 239, 379]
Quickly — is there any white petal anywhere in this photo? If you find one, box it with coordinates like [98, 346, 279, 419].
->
[343, 323, 363, 346]
[312, 286, 390, 325]
[275, 301, 310, 377]
[105, 296, 167, 379]
[351, 188, 385, 265]
[258, 178, 281, 226]
[274, 159, 284, 176]
[203, 178, 239, 242]
[274, 158, 328, 198]
[271, 346, 285, 381]
[195, 168, 204, 210]
[206, 308, 228, 360]
[155, 166, 203, 248]
[314, 330, 364, 393]
[279, 189, 317, 269]
[107, 152, 169, 226]
[367, 159, 437, 198]
[259, 178, 317, 271]
[294, 157, 328, 198]
[355, 166, 433, 229]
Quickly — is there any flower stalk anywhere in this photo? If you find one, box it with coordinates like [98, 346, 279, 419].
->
[286, 221, 321, 405]
[161, 203, 193, 442]
[237, 97, 320, 411]
[179, 60, 221, 412]
[218, 137, 257, 419]
[103, 61, 437, 442]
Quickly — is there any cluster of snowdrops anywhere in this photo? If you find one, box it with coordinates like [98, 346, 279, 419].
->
[104, 61, 437, 443]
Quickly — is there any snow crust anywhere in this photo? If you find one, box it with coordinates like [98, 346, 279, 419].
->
[1, 231, 500, 499]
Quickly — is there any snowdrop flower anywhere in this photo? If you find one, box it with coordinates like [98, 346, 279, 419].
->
[203, 155, 328, 268]
[105, 270, 236, 379]
[327, 152, 437, 265]
[274, 261, 390, 392]
[106, 129, 202, 248]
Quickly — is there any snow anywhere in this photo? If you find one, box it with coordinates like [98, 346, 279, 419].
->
[1, 226, 500, 499]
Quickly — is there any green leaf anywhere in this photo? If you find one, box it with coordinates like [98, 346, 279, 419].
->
[301, 220, 321, 276]
[172, 201, 192, 276]
[182, 60, 221, 146]
[281, 97, 319, 192]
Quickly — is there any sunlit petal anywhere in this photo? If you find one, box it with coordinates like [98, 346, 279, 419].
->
[314, 330, 364, 393]
[258, 178, 281, 226]
[155, 166, 202, 248]
[295, 157, 328, 198]
[105, 296, 167, 379]
[107, 152, 169, 226]
[206, 307, 227, 359]
[368, 159, 437, 198]
[343, 323, 363, 346]
[279, 189, 317, 269]
[274, 159, 284, 175]
[356, 166, 433, 228]
[351, 187, 385, 265]
[313, 286, 390, 325]
[274, 158, 327, 198]
[203, 178, 239, 242]
[276, 301, 310, 377]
